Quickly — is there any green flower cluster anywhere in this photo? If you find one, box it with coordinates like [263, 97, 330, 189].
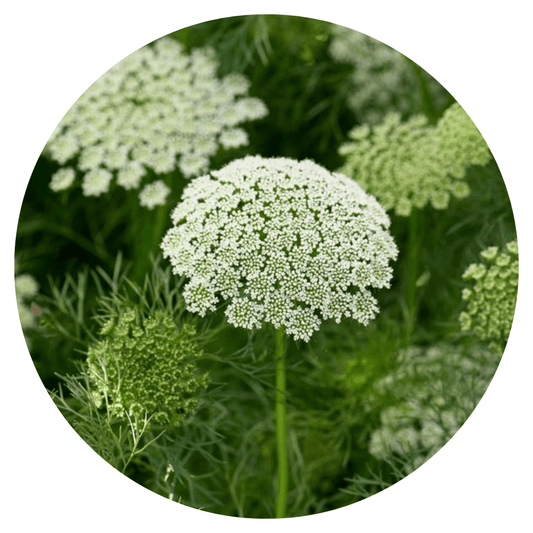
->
[459, 241, 518, 351]
[328, 25, 448, 124]
[88, 310, 208, 425]
[368, 343, 500, 472]
[15, 274, 39, 330]
[45, 37, 268, 207]
[338, 103, 492, 216]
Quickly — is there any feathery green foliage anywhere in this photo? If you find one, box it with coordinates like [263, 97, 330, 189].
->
[51, 367, 162, 473]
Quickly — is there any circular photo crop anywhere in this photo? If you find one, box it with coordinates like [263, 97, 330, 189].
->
[15, 15, 517, 519]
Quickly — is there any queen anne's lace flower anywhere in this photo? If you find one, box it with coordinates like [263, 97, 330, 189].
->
[88, 310, 208, 425]
[139, 180, 171, 210]
[49, 168, 76, 192]
[161, 156, 398, 341]
[44, 37, 268, 205]
[367, 343, 500, 472]
[338, 103, 492, 216]
[15, 274, 40, 330]
[81, 168, 113, 197]
[459, 240, 518, 351]
[328, 25, 449, 124]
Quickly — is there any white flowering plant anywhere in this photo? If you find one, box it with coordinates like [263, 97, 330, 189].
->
[44, 37, 268, 207]
[337, 102, 493, 338]
[161, 154, 398, 516]
[329, 25, 451, 124]
[16, 15, 517, 519]
[340, 342, 501, 499]
[338, 103, 492, 217]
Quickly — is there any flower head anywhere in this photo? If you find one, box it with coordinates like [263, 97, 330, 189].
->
[15, 274, 39, 300]
[329, 25, 449, 124]
[44, 37, 268, 207]
[338, 103, 492, 216]
[161, 156, 398, 341]
[88, 310, 208, 425]
[459, 240, 518, 351]
[367, 343, 500, 471]
[15, 274, 40, 331]
[49, 167, 76, 192]
[139, 180, 171, 210]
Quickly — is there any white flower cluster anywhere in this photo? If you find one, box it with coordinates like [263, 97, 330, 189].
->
[367, 343, 500, 472]
[329, 25, 448, 124]
[161, 156, 398, 341]
[15, 274, 40, 330]
[45, 37, 268, 207]
[338, 103, 492, 216]
[139, 180, 171, 210]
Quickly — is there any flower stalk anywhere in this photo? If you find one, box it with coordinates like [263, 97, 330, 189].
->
[274, 326, 288, 518]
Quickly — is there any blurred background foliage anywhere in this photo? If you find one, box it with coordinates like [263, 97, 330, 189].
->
[15, 15, 515, 518]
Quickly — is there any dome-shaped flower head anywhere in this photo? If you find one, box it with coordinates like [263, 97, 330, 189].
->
[338, 103, 492, 216]
[44, 37, 268, 206]
[161, 156, 398, 341]
[88, 310, 208, 425]
[459, 240, 518, 352]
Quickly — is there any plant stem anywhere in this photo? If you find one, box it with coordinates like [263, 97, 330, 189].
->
[274, 326, 288, 519]
[132, 201, 170, 282]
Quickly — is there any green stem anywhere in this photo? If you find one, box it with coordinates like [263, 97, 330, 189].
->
[132, 202, 170, 282]
[274, 326, 288, 519]
[406, 58, 437, 121]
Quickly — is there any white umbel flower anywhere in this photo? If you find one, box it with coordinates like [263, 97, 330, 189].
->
[219, 128, 249, 149]
[44, 37, 268, 206]
[49, 167, 76, 192]
[82, 168, 113, 197]
[15, 274, 40, 331]
[15, 274, 39, 301]
[139, 180, 171, 210]
[161, 156, 398, 341]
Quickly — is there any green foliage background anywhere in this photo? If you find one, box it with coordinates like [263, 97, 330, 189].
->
[15, 15, 516, 518]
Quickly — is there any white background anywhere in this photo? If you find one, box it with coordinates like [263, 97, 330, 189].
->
[1, 1, 531, 531]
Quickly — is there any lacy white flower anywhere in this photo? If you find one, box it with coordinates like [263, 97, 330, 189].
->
[15, 274, 39, 300]
[49, 168, 76, 192]
[15, 274, 40, 330]
[338, 103, 492, 216]
[139, 180, 171, 210]
[161, 156, 398, 341]
[329, 25, 449, 124]
[44, 37, 268, 206]
[81, 168, 113, 197]
[459, 240, 518, 351]
[219, 128, 249, 149]
[367, 343, 500, 472]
